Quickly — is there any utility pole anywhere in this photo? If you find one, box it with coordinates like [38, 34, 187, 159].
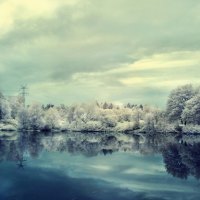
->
[20, 85, 28, 108]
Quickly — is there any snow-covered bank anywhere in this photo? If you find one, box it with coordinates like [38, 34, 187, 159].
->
[0, 119, 18, 131]
[1, 108, 200, 135]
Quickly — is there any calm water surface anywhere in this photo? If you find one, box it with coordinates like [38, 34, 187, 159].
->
[0, 131, 200, 200]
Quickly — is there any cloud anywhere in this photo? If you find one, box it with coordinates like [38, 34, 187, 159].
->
[67, 51, 200, 89]
[0, 0, 200, 106]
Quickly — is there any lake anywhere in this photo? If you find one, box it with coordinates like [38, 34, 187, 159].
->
[0, 131, 200, 200]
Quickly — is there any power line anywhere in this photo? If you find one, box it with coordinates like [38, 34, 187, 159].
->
[19, 85, 28, 107]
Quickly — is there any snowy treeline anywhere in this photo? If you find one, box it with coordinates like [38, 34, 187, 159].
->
[0, 91, 163, 132]
[15, 102, 164, 132]
[1, 84, 200, 133]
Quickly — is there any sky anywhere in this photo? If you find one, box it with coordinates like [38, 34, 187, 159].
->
[0, 0, 200, 107]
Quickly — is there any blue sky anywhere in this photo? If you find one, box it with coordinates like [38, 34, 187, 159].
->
[0, 0, 200, 106]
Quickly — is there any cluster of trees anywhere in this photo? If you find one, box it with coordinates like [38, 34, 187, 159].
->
[17, 102, 162, 132]
[0, 91, 163, 132]
[166, 84, 200, 125]
[0, 92, 24, 121]
[1, 83, 200, 133]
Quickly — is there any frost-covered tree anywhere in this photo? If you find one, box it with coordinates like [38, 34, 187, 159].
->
[108, 103, 113, 109]
[28, 104, 44, 130]
[67, 106, 76, 123]
[9, 96, 24, 119]
[0, 96, 11, 120]
[43, 107, 61, 130]
[182, 95, 200, 125]
[18, 108, 29, 130]
[57, 104, 68, 118]
[166, 84, 194, 122]
[143, 113, 155, 133]
[103, 102, 108, 109]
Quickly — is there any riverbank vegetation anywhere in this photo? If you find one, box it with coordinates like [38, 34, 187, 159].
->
[0, 84, 200, 134]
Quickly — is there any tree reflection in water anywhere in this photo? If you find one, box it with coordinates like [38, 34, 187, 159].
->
[1, 131, 200, 179]
[162, 142, 200, 180]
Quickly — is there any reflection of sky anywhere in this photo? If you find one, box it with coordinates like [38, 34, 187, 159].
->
[1, 151, 200, 200]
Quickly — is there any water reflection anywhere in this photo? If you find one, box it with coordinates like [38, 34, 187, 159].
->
[0, 131, 200, 200]
[1, 131, 200, 180]
[162, 142, 200, 180]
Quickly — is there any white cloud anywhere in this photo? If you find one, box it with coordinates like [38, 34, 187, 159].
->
[0, 0, 79, 36]
[69, 51, 200, 87]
